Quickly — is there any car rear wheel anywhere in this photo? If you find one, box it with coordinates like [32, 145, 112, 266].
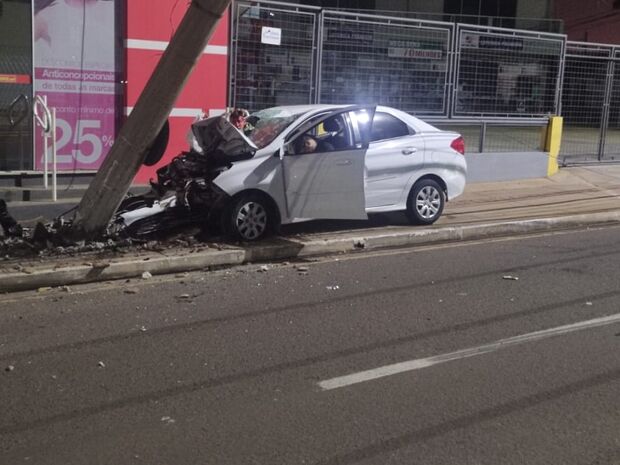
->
[226, 193, 273, 241]
[406, 179, 445, 225]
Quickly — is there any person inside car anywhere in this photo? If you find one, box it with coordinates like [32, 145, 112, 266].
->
[298, 134, 318, 154]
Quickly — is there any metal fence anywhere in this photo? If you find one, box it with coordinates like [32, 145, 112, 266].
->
[559, 42, 617, 164]
[229, 2, 319, 111]
[230, 2, 565, 121]
[319, 12, 453, 116]
[229, 1, 620, 160]
[605, 50, 620, 160]
[453, 25, 564, 118]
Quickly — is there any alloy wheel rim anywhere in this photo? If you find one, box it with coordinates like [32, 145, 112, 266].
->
[236, 202, 267, 240]
[415, 186, 441, 219]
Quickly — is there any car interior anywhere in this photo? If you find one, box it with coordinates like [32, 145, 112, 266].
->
[290, 113, 355, 155]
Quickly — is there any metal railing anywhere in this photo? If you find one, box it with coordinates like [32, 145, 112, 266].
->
[33, 95, 58, 201]
[430, 119, 548, 153]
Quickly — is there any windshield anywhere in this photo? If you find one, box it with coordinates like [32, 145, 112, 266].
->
[245, 108, 305, 149]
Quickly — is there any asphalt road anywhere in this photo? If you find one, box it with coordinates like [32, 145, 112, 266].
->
[1, 226, 620, 464]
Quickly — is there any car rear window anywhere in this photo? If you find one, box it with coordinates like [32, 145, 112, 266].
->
[370, 112, 411, 142]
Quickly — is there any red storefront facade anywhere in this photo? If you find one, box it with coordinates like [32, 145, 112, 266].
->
[0, 0, 229, 184]
[126, 1, 229, 184]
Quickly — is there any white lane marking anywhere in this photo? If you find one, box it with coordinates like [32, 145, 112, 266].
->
[318, 312, 620, 391]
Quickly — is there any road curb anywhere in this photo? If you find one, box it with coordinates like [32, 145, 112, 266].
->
[2, 211, 620, 293]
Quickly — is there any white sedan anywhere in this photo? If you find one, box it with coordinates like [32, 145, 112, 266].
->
[118, 105, 467, 241]
[211, 104, 467, 240]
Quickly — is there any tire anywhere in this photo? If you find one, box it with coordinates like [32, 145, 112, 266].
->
[406, 179, 445, 225]
[225, 193, 275, 241]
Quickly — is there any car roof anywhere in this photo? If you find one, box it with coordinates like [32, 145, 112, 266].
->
[252, 104, 439, 132]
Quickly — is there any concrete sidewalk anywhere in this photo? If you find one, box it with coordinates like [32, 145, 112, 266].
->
[2, 165, 620, 293]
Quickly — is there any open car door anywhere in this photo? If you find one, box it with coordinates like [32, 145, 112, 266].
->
[282, 106, 375, 221]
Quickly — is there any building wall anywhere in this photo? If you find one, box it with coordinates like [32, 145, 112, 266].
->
[373, 0, 442, 14]
[554, 0, 620, 43]
[516, 0, 549, 20]
[126, 0, 229, 184]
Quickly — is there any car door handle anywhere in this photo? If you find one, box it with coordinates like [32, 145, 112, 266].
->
[335, 159, 352, 166]
[402, 147, 417, 155]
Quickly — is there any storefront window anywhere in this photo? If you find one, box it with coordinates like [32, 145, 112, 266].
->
[0, 0, 33, 170]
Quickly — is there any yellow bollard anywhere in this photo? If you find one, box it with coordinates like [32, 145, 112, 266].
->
[543, 116, 563, 176]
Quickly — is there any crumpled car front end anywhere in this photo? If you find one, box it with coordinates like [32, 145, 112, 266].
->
[111, 115, 258, 239]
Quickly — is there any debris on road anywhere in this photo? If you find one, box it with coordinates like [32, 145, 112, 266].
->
[161, 416, 176, 425]
[586, 301, 593, 306]
[177, 293, 191, 299]
[97, 361, 106, 368]
[258, 265, 270, 272]
[0, 171, 221, 263]
[124, 289, 139, 295]
[296, 265, 309, 275]
[141, 271, 153, 280]
[502, 275, 520, 281]
[0, 199, 23, 238]
[326, 285, 340, 290]
[5, 365, 14, 372]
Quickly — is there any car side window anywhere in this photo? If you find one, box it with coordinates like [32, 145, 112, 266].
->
[369, 112, 411, 142]
[289, 114, 354, 155]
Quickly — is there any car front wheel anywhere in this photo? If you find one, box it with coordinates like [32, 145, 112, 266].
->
[226, 194, 273, 241]
[406, 179, 445, 225]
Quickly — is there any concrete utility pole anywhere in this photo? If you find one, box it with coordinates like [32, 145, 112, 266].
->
[71, 0, 232, 238]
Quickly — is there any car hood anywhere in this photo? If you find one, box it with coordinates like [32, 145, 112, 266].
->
[190, 116, 258, 158]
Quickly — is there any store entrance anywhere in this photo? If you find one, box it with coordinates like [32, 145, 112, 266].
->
[0, 0, 33, 171]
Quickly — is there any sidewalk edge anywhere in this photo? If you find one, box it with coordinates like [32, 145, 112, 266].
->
[2, 211, 619, 293]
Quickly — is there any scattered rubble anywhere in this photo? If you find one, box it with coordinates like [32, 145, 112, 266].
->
[1, 191, 219, 264]
[296, 265, 309, 274]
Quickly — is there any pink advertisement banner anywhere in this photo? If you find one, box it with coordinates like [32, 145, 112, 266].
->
[34, 0, 120, 171]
